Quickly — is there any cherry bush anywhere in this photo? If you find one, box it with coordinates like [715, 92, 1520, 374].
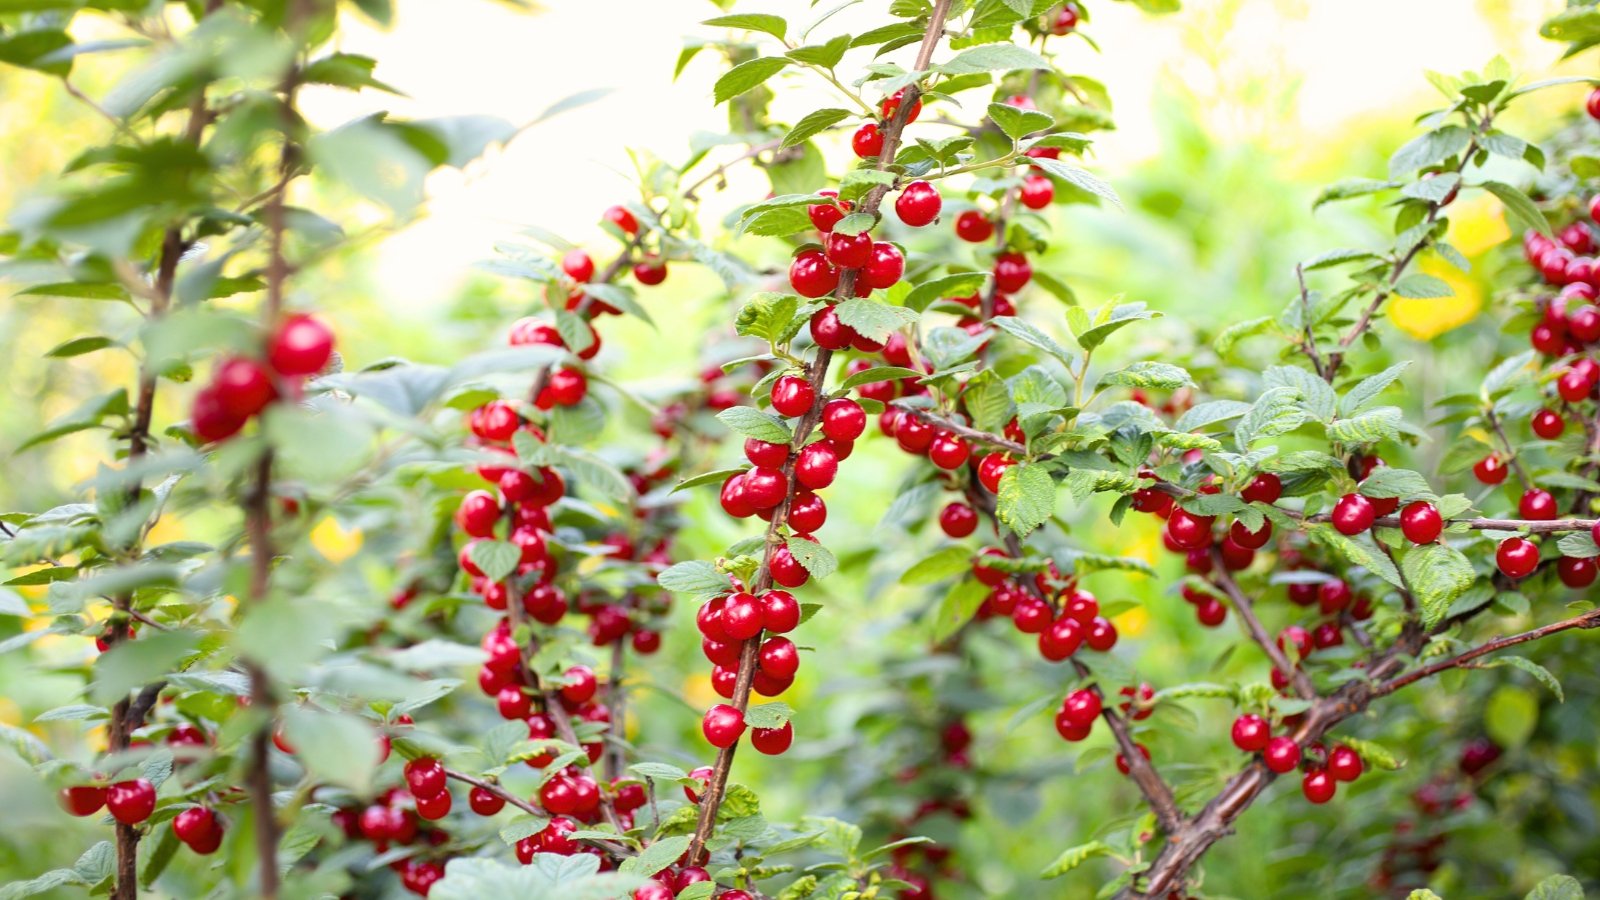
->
[3, 0, 1600, 898]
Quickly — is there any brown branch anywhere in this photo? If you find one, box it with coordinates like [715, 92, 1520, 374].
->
[1207, 549, 1317, 700]
[442, 767, 636, 858]
[1373, 606, 1600, 698]
[605, 638, 627, 783]
[1484, 405, 1535, 492]
[1293, 264, 1328, 380]
[686, 0, 955, 864]
[682, 137, 803, 202]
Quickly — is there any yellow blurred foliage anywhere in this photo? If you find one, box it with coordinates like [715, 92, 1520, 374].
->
[682, 672, 717, 710]
[310, 516, 363, 563]
[1389, 195, 1509, 341]
[1114, 605, 1151, 638]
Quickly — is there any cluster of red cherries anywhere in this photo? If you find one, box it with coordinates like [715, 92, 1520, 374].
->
[1368, 737, 1499, 892]
[1229, 713, 1364, 804]
[879, 719, 977, 899]
[59, 721, 232, 856]
[190, 312, 336, 442]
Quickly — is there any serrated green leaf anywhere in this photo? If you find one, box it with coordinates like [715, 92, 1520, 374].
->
[1040, 840, 1113, 878]
[1392, 273, 1453, 299]
[714, 57, 789, 105]
[657, 561, 730, 595]
[1340, 362, 1411, 415]
[901, 546, 974, 585]
[1027, 157, 1120, 208]
[717, 406, 794, 442]
[782, 107, 851, 149]
[1099, 361, 1192, 390]
[987, 101, 1054, 141]
[1483, 656, 1564, 703]
[1310, 526, 1404, 590]
[470, 540, 521, 584]
[785, 537, 836, 580]
[834, 298, 919, 342]
[990, 316, 1074, 365]
[703, 13, 787, 40]
[1482, 180, 1552, 238]
[1327, 406, 1403, 444]
[997, 464, 1054, 537]
[744, 702, 793, 729]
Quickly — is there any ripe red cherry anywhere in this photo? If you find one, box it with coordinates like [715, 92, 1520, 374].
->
[1165, 508, 1214, 550]
[928, 432, 971, 470]
[404, 757, 448, 799]
[895, 180, 942, 227]
[1399, 501, 1442, 544]
[1558, 555, 1597, 588]
[1060, 689, 1102, 728]
[1473, 455, 1509, 485]
[976, 453, 1016, 492]
[1115, 744, 1151, 776]
[1331, 493, 1376, 536]
[213, 357, 277, 418]
[809, 305, 858, 350]
[939, 502, 978, 538]
[1531, 321, 1565, 355]
[772, 375, 816, 417]
[1520, 488, 1557, 521]
[190, 387, 246, 442]
[789, 491, 827, 532]
[851, 122, 884, 158]
[719, 474, 756, 519]
[1039, 616, 1085, 660]
[880, 87, 922, 123]
[603, 204, 637, 234]
[173, 806, 221, 851]
[1263, 737, 1301, 774]
[821, 398, 866, 441]
[1228, 518, 1272, 549]
[59, 785, 107, 817]
[745, 438, 789, 468]
[1328, 745, 1363, 782]
[416, 788, 452, 820]
[1302, 768, 1336, 804]
[759, 637, 800, 680]
[1195, 596, 1227, 626]
[1052, 3, 1080, 33]
[1231, 714, 1270, 752]
[1571, 306, 1600, 342]
[469, 785, 506, 816]
[1497, 537, 1540, 579]
[895, 415, 935, 453]
[1019, 174, 1054, 209]
[760, 590, 800, 633]
[752, 721, 794, 756]
[1317, 580, 1351, 614]
[702, 704, 746, 748]
[793, 442, 838, 490]
[808, 190, 850, 233]
[770, 544, 810, 587]
[560, 664, 598, 705]
[862, 242, 905, 289]
[562, 249, 595, 282]
[1531, 408, 1566, 439]
[826, 231, 872, 269]
[266, 313, 335, 377]
[954, 210, 994, 243]
[1589, 86, 1600, 120]
[1085, 616, 1117, 651]
[721, 591, 765, 640]
[106, 778, 157, 824]
[993, 252, 1032, 292]
[1241, 473, 1282, 504]
[537, 368, 588, 408]
[790, 249, 841, 298]
[632, 258, 668, 285]
[455, 490, 502, 538]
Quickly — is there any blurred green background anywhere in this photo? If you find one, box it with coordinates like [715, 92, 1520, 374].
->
[3, 1, 1599, 897]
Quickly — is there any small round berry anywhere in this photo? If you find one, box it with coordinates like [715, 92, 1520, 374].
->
[59, 785, 107, 817]
[266, 314, 335, 377]
[879, 87, 922, 123]
[760, 590, 800, 634]
[1302, 768, 1336, 804]
[1331, 493, 1376, 536]
[106, 778, 157, 825]
[752, 721, 794, 755]
[469, 785, 506, 816]
[895, 180, 942, 227]
[1398, 501, 1442, 544]
[808, 191, 849, 233]
[1519, 488, 1557, 521]
[1558, 555, 1597, 588]
[790, 249, 841, 298]
[772, 375, 817, 417]
[213, 357, 277, 418]
[1263, 737, 1301, 774]
[862, 242, 905, 289]
[851, 122, 884, 158]
[1472, 455, 1508, 485]
[702, 704, 746, 748]
[1496, 537, 1540, 579]
[1531, 408, 1566, 440]
[821, 398, 866, 441]
[404, 757, 448, 799]
[1019, 174, 1054, 209]
[1241, 473, 1283, 504]
[603, 204, 637, 234]
[954, 210, 994, 243]
[826, 231, 873, 270]
[562, 249, 595, 282]
[940, 502, 979, 538]
[1327, 745, 1363, 782]
[1231, 714, 1270, 752]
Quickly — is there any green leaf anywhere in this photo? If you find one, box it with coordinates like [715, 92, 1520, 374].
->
[1392, 273, 1453, 299]
[834, 298, 919, 342]
[997, 463, 1054, 537]
[991, 316, 1074, 365]
[1388, 125, 1470, 177]
[1557, 532, 1600, 559]
[657, 561, 730, 595]
[831, 212, 875, 236]
[785, 34, 851, 68]
[782, 107, 851, 149]
[1175, 400, 1251, 432]
[16, 281, 129, 301]
[1327, 406, 1403, 444]
[281, 707, 381, 794]
[1340, 362, 1411, 415]
[1342, 736, 1405, 771]
[717, 406, 793, 442]
[1485, 685, 1538, 749]
[1040, 840, 1113, 878]
[744, 701, 793, 729]
[0, 28, 74, 76]
[1099, 361, 1192, 390]
[1309, 526, 1404, 590]
[987, 102, 1054, 141]
[841, 365, 921, 390]
[941, 43, 1052, 75]
[1524, 874, 1585, 900]
[90, 629, 200, 706]
[1483, 656, 1564, 703]
[1482, 180, 1552, 238]
[620, 834, 692, 877]
[1214, 316, 1273, 357]
[714, 57, 789, 105]
[1313, 178, 1402, 209]
[702, 13, 788, 40]
[901, 546, 975, 585]
[1072, 302, 1156, 352]
[1027, 157, 1121, 208]
[930, 578, 989, 644]
[785, 537, 836, 580]
[905, 272, 987, 312]
[1303, 248, 1381, 271]
[1357, 467, 1436, 501]
[1401, 543, 1476, 627]
[1235, 387, 1308, 447]
[672, 466, 747, 494]
[44, 336, 116, 358]
[470, 540, 521, 584]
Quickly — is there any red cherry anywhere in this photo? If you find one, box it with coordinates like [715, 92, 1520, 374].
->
[1558, 555, 1597, 588]
[1085, 616, 1118, 651]
[789, 490, 827, 532]
[1398, 501, 1442, 544]
[1589, 87, 1600, 120]
[266, 313, 334, 377]
[993, 252, 1032, 292]
[862, 242, 904, 289]
[1195, 597, 1227, 626]
[1302, 768, 1336, 803]
[742, 467, 788, 509]
[561, 249, 595, 282]
[880, 87, 922, 123]
[808, 191, 850, 233]
[744, 438, 789, 468]
[825, 231, 872, 269]
[1263, 737, 1301, 774]
[415, 788, 452, 820]
[752, 721, 794, 755]
[772, 374, 816, 417]
[1019, 174, 1054, 209]
[790, 249, 841, 298]
[819, 398, 866, 442]
[632, 258, 667, 286]
[1229, 518, 1273, 549]
[1331, 493, 1376, 536]
[1520, 488, 1557, 521]
[190, 387, 247, 442]
[760, 590, 800, 634]
[1059, 689, 1102, 729]
[173, 806, 221, 848]
[1231, 714, 1270, 752]
[770, 544, 810, 587]
[1473, 455, 1509, 485]
[895, 180, 942, 227]
[1165, 508, 1215, 550]
[954, 210, 994, 243]
[1038, 616, 1084, 661]
[795, 442, 838, 489]
[1051, 3, 1080, 33]
[1570, 306, 1600, 343]
[702, 704, 746, 748]
[1496, 537, 1540, 579]
[1241, 473, 1282, 504]
[1531, 408, 1566, 439]
[851, 122, 884, 158]
[1328, 745, 1363, 782]
[940, 502, 978, 538]
[455, 490, 502, 538]
[602, 204, 638, 234]
[928, 433, 971, 470]
[213, 357, 277, 418]
[404, 757, 448, 799]
[560, 665, 598, 705]
[721, 592, 764, 641]
[1317, 580, 1351, 614]
[106, 778, 156, 825]
[59, 785, 107, 817]
[977, 453, 1016, 493]
[469, 785, 506, 816]
[1115, 743, 1150, 776]
[809, 305, 858, 349]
